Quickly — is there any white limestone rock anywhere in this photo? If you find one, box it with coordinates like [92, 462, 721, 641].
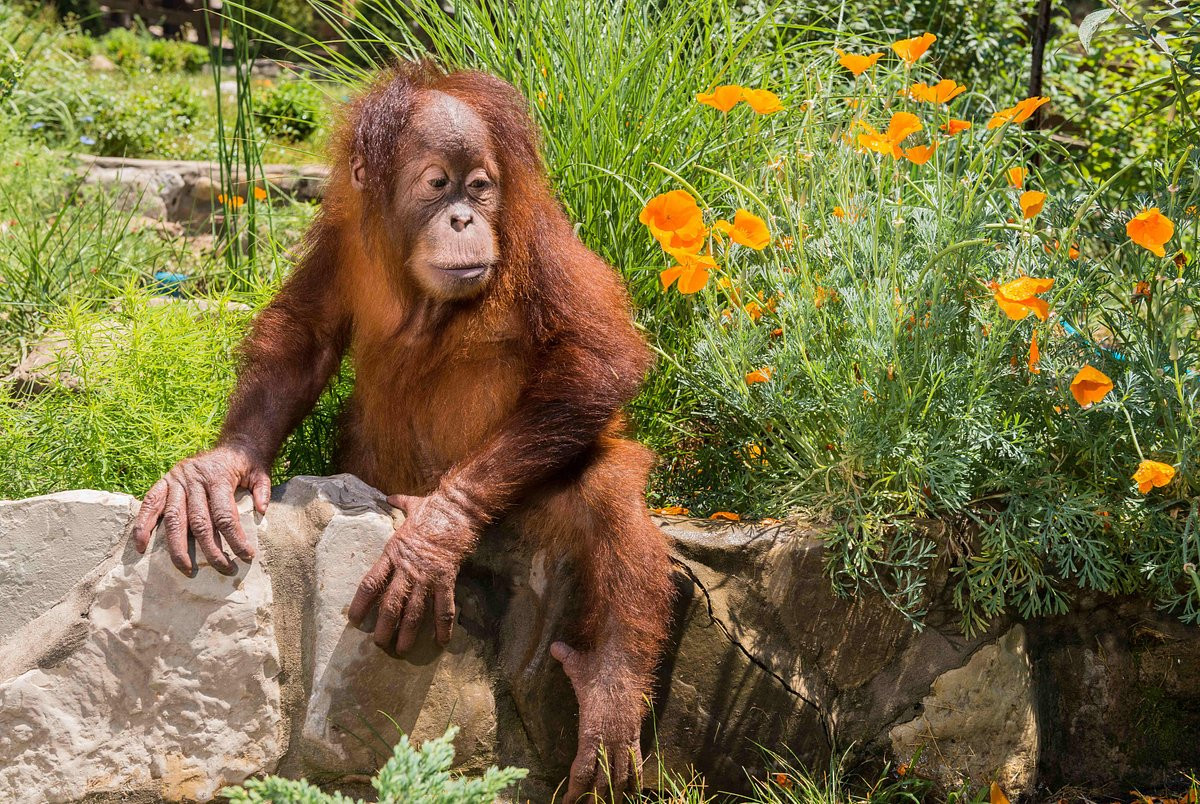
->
[0, 495, 281, 803]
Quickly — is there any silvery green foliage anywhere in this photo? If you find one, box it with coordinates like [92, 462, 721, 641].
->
[222, 727, 527, 804]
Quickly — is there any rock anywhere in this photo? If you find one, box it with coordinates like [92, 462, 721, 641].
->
[0, 491, 133, 644]
[1030, 601, 1200, 794]
[2, 476, 1199, 802]
[0, 494, 281, 804]
[889, 626, 1038, 792]
[272, 477, 499, 777]
[74, 155, 329, 232]
[88, 53, 116, 72]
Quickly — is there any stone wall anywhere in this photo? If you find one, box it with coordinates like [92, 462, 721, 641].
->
[0, 475, 1197, 802]
[76, 155, 328, 231]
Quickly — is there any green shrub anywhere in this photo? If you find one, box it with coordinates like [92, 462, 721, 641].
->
[88, 78, 205, 158]
[221, 726, 526, 804]
[97, 28, 209, 73]
[254, 79, 325, 142]
[98, 27, 145, 69]
[58, 31, 96, 60]
[144, 37, 209, 73]
[0, 286, 348, 499]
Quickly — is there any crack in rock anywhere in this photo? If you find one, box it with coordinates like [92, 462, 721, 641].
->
[670, 556, 833, 747]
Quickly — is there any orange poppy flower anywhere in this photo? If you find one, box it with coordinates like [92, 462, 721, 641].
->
[218, 193, 245, 209]
[1006, 167, 1027, 189]
[1028, 331, 1040, 373]
[1043, 240, 1080, 259]
[640, 190, 707, 252]
[253, 186, 268, 201]
[994, 276, 1054, 321]
[660, 251, 716, 294]
[1020, 190, 1046, 219]
[1133, 460, 1176, 494]
[906, 79, 966, 104]
[1133, 280, 1151, 299]
[714, 209, 771, 250]
[743, 301, 764, 321]
[904, 143, 937, 165]
[836, 49, 883, 77]
[941, 118, 972, 135]
[833, 206, 846, 218]
[1126, 208, 1175, 257]
[857, 112, 923, 158]
[987, 96, 1050, 129]
[709, 511, 741, 521]
[1069, 365, 1112, 407]
[742, 88, 784, 114]
[696, 85, 743, 112]
[892, 32, 936, 64]
[745, 366, 774, 385]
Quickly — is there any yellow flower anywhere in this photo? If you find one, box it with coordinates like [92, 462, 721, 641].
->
[1006, 167, 1027, 189]
[903, 143, 937, 165]
[696, 85, 743, 112]
[745, 366, 774, 385]
[993, 276, 1054, 321]
[891, 32, 936, 64]
[941, 118, 972, 135]
[742, 88, 784, 114]
[714, 209, 771, 250]
[640, 190, 707, 252]
[836, 49, 883, 77]
[1020, 190, 1046, 219]
[1133, 460, 1176, 494]
[906, 79, 966, 104]
[1027, 331, 1040, 374]
[660, 251, 716, 295]
[987, 96, 1050, 129]
[1126, 208, 1175, 257]
[1069, 364, 1112, 407]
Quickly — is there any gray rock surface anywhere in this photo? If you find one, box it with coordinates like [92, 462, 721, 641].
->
[0, 490, 133, 642]
[0, 494, 280, 804]
[1, 475, 1198, 802]
[76, 155, 329, 230]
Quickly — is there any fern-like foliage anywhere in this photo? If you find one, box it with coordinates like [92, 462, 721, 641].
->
[221, 727, 527, 804]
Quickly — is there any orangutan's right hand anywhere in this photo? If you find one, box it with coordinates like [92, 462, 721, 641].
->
[132, 445, 272, 576]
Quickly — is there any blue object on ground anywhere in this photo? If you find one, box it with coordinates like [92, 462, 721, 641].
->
[153, 271, 190, 297]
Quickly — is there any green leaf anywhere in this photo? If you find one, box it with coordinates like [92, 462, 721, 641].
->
[1079, 8, 1116, 54]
